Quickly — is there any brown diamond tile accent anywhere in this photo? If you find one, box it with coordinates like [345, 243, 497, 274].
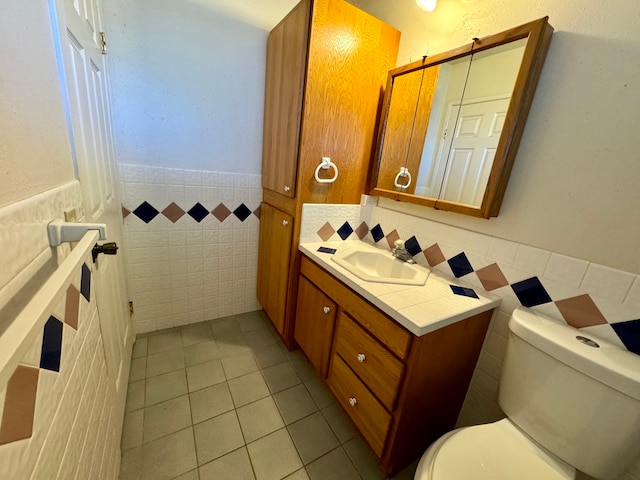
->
[0, 365, 39, 445]
[317, 222, 335, 241]
[122, 206, 131, 219]
[423, 243, 446, 267]
[385, 229, 400, 249]
[555, 294, 608, 329]
[476, 263, 509, 291]
[65, 284, 80, 330]
[162, 202, 185, 223]
[212, 203, 232, 222]
[253, 206, 261, 219]
[355, 222, 369, 240]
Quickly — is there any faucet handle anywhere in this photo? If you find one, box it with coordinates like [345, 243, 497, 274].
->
[393, 239, 404, 250]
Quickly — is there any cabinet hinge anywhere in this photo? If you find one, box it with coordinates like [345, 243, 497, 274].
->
[99, 32, 107, 55]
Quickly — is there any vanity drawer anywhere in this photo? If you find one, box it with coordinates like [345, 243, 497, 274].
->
[328, 355, 392, 457]
[334, 311, 403, 410]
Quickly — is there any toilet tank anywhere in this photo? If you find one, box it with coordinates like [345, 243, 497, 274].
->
[499, 307, 640, 480]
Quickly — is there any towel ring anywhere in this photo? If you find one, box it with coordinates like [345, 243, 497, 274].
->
[315, 157, 338, 184]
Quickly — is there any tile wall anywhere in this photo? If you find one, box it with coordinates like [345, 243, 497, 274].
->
[299, 200, 640, 428]
[0, 189, 122, 479]
[119, 164, 262, 334]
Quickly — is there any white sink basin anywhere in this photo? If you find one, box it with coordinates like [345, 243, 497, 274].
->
[331, 247, 429, 286]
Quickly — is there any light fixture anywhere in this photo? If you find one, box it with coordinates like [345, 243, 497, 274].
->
[416, 0, 437, 12]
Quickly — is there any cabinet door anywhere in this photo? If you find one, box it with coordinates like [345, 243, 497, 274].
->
[294, 276, 336, 377]
[257, 203, 293, 336]
[261, 0, 310, 198]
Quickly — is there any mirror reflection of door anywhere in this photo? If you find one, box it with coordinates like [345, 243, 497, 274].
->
[429, 39, 526, 205]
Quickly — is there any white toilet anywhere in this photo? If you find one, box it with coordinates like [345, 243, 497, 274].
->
[415, 307, 640, 480]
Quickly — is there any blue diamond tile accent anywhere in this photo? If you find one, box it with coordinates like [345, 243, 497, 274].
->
[233, 204, 252, 222]
[337, 222, 354, 240]
[611, 319, 640, 355]
[188, 203, 209, 223]
[448, 252, 474, 278]
[371, 224, 384, 243]
[80, 263, 91, 302]
[40, 316, 63, 372]
[405, 236, 422, 257]
[132, 201, 160, 223]
[511, 277, 552, 307]
[450, 285, 479, 299]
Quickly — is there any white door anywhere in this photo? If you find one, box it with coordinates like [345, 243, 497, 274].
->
[50, 0, 132, 409]
[432, 96, 510, 206]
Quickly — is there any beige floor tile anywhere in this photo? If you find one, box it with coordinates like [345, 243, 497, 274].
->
[216, 331, 251, 357]
[148, 330, 183, 355]
[273, 384, 319, 425]
[252, 341, 288, 369]
[186, 358, 225, 392]
[184, 340, 219, 367]
[125, 380, 145, 412]
[305, 378, 336, 409]
[190, 382, 235, 424]
[343, 436, 385, 480]
[181, 322, 214, 347]
[140, 427, 197, 480]
[236, 311, 269, 333]
[143, 395, 192, 443]
[321, 403, 359, 444]
[121, 409, 144, 451]
[305, 447, 361, 480]
[129, 357, 146, 383]
[262, 361, 301, 394]
[284, 469, 310, 480]
[289, 351, 317, 382]
[194, 411, 245, 465]
[132, 336, 148, 358]
[237, 396, 285, 443]
[146, 348, 185, 378]
[247, 428, 303, 480]
[288, 412, 339, 465]
[221, 351, 259, 379]
[199, 447, 256, 480]
[228, 371, 270, 407]
[173, 469, 199, 480]
[119, 446, 142, 480]
[145, 369, 188, 406]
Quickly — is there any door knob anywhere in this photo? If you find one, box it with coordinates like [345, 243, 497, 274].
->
[92, 242, 118, 263]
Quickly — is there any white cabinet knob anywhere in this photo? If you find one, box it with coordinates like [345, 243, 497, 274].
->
[357, 353, 366, 363]
[348, 397, 357, 407]
[283, 185, 291, 192]
[282, 220, 289, 226]
[323, 306, 330, 314]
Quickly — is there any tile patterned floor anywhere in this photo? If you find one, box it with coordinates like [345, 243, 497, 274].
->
[119, 310, 418, 480]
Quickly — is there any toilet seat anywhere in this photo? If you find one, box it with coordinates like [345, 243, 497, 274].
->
[416, 419, 575, 480]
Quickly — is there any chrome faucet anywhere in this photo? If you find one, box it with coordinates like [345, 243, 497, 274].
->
[392, 239, 416, 264]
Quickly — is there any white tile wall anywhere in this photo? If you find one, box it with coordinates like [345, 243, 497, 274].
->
[299, 200, 640, 480]
[120, 164, 262, 334]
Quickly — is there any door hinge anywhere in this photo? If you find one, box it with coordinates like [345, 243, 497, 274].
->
[99, 32, 107, 55]
[128, 301, 134, 315]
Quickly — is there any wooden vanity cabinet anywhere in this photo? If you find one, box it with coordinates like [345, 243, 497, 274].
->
[297, 255, 493, 474]
[257, 0, 400, 343]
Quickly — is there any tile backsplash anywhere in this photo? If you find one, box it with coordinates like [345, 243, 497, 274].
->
[300, 199, 640, 429]
[120, 164, 262, 334]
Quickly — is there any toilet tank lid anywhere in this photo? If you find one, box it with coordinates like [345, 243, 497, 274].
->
[509, 307, 640, 400]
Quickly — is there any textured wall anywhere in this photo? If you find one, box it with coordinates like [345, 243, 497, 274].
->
[0, 0, 75, 208]
[350, 0, 640, 275]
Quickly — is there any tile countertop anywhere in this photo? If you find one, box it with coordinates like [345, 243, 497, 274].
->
[299, 240, 501, 337]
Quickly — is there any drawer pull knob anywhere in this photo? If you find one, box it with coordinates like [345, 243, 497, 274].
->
[282, 220, 289, 226]
[348, 397, 357, 407]
[323, 306, 331, 314]
[357, 353, 366, 363]
[284, 185, 291, 192]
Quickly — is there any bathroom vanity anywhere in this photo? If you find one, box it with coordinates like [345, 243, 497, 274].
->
[295, 241, 499, 473]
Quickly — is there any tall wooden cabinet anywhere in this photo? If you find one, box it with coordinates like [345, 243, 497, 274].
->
[257, 0, 400, 343]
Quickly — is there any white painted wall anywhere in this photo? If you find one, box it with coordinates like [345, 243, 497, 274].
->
[102, 0, 270, 174]
[0, 0, 75, 208]
[350, 0, 640, 274]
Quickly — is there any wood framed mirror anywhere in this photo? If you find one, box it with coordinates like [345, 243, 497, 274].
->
[369, 17, 553, 218]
